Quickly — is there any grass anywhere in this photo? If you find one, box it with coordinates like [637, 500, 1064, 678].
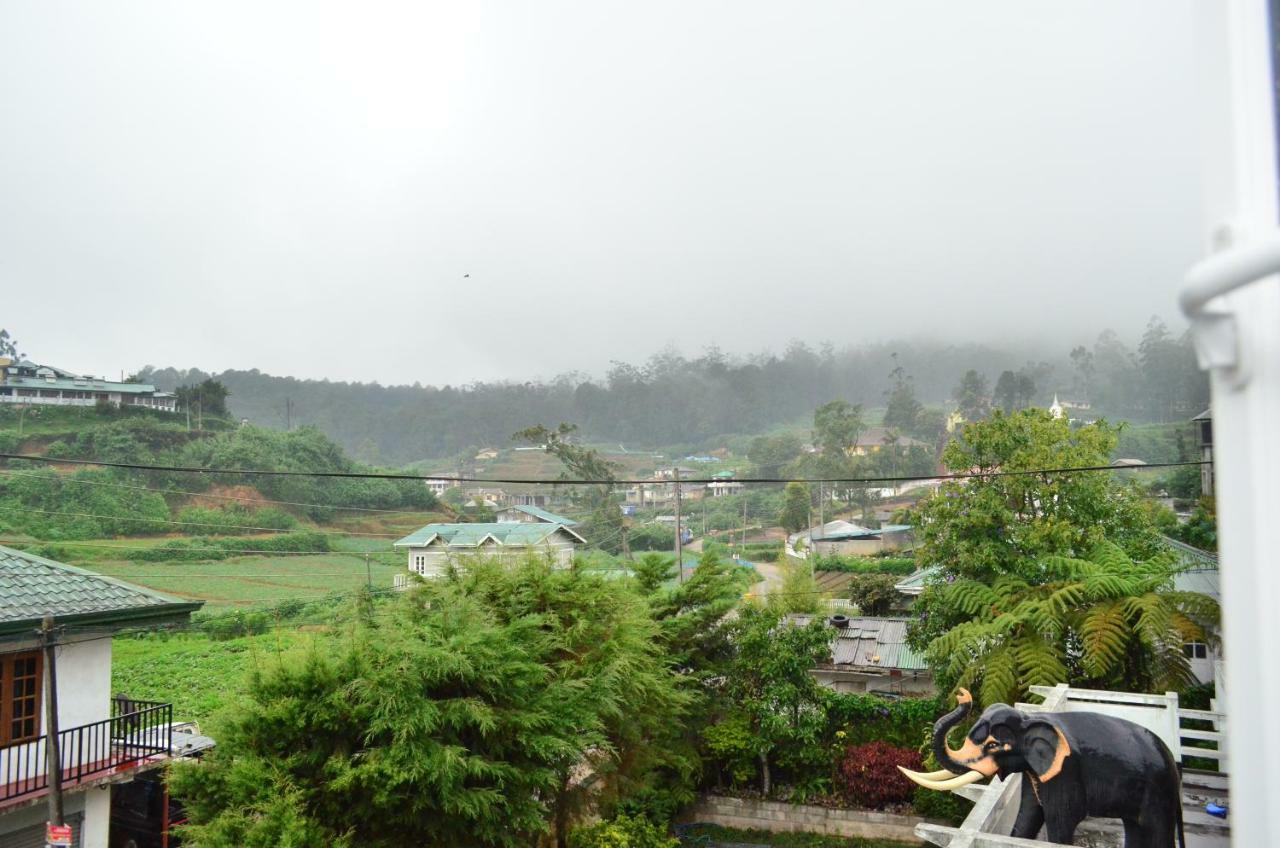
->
[676, 823, 912, 847]
[113, 628, 326, 723]
[85, 551, 404, 607]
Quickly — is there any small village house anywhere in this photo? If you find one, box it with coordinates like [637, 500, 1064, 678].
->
[844, 427, 928, 457]
[494, 504, 578, 525]
[789, 614, 934, 696]
[705, 471, 744, 498]
[0, 360, 177, 413]
[394, 522, 586, 578]
[810, 522, 914, 557]
[423, 472, 461, 497]
[0, 546, 210, 848]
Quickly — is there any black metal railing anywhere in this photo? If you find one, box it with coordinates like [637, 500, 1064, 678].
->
[0, 700, 172, 804]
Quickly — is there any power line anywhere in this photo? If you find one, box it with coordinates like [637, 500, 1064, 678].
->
[0, 538, 397, 556]
[0, 467, 445, 517]
[0, 452, 1212, 486]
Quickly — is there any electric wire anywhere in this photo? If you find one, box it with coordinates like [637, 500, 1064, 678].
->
[0, 503, 402, 537]
[0, 452, 1212, 485]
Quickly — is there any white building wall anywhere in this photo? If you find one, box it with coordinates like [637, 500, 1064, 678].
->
[405, 542, 578, 577]
[0, 636, 113, 848]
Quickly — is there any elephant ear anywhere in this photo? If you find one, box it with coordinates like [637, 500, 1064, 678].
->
[1023, 719, 1072, 782]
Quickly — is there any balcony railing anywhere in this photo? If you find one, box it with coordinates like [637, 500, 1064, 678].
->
[0, 700, 173, 805]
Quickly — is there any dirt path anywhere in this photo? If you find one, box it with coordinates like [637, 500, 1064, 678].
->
[750, 559, 784, 598]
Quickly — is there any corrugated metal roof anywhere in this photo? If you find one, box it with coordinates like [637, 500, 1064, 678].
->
[1, 375, 162, 394]
[394, 522, 586, 548]
[827, 617, 928, 671]
[505, 505, 578, 526]
[789, 614, 928, 672]
[0, 545, 201, 635]
[894, 566, 936, 595]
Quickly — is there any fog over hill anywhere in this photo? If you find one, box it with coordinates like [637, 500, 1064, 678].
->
[140, 324, 1206, 466]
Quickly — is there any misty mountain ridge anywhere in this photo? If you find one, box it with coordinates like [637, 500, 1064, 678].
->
[137, 325, 1206, 467]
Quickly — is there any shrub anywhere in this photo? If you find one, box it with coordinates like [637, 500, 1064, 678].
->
[568, 814, 678, 848]
[834, 741, 921, 808]
[845, 573, 900, 615]
[912, 785, 973, 824]
[813, 555, 915, 575]
[175, 504, 298, 535]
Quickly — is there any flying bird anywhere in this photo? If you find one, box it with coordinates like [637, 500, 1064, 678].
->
[463, 273, 470, 278]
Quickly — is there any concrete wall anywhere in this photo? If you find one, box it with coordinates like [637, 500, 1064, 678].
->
[812, 667, 936, 696]
[683, 794, 932, 844]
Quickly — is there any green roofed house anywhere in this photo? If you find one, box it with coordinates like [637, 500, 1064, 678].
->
[0, 545, 208, 847]
[0, 358, 178, 412]
[494, 504, 579, 526]
[394, 522, 587, 578]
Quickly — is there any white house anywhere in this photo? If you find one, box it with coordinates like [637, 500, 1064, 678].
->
[0, 360, 177, 413]
[423, 473, 461, 497]
[494, 505, 578, 525]
[0, 546, 208, 848]
[394, 522, 586, 578]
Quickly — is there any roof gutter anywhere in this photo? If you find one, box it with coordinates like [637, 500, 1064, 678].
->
[0, 602, 203, 639]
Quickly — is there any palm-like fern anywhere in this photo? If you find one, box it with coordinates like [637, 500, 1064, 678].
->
[926, 541, 1219, 705]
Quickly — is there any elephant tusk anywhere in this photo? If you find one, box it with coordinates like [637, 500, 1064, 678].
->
[898, 766, 987, 791]
[915, 768, 963, 780]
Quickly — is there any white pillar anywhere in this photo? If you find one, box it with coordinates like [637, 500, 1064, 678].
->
[1184, 3, 1280, 844]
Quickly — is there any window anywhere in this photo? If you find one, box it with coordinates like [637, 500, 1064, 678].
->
[413, 554, 426, 572]
[0, 651, 43, 745]
[1183, 642, 1209, 660]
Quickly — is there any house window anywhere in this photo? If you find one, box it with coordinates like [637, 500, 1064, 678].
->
[413, 554, 426, 572]
[0, 651, 43, 745]
[1183, 642, 1209, 660]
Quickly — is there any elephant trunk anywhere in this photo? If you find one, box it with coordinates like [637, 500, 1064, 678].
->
[933, 688, 975, 775]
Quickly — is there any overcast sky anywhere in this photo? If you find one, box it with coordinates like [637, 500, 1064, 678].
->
[1, 1, 1203, 386]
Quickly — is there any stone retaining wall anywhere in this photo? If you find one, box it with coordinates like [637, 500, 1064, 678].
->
[683, 794, 934, 843]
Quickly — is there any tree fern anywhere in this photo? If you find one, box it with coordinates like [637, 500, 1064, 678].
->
[928, 542, 1219, 705]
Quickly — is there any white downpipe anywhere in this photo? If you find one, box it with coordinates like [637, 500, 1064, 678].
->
[1183, 2, 1280, 845]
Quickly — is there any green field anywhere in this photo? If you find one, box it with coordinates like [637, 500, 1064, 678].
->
[113, 628, 322, 722]
[83, 551, 403, 607]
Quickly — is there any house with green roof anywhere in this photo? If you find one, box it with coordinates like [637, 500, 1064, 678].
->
[494, 504, 579, 526]
[394, 522, 587, 578]
[0, 358, 177, 412]
[0, 545, 207, 847]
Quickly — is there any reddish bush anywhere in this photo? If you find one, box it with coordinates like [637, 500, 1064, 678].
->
[835, 740, 922, 809]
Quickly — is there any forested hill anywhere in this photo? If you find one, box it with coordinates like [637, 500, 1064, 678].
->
[138, 323, 1207, 466]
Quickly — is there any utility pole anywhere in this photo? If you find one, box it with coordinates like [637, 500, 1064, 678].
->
[817, 480, 825, 537]
[673, 467, 683, 584]
[365, 552, 372, 590]
[40, 616, 64, 843]
[285, 397, 293, 431]
[185, 398, 191, 432]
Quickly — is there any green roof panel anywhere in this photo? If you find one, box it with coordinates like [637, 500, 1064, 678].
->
[0, 545, 202, 636]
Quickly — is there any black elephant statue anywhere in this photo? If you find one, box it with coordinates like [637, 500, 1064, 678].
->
[899, 688, 1185, 847]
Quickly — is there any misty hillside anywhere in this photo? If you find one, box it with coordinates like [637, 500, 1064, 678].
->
[139, 324, 1206, 466]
